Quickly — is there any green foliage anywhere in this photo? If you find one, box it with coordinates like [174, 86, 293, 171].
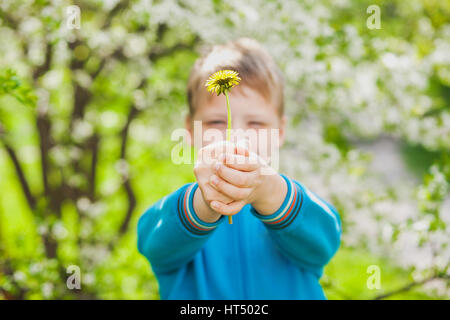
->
[0, 69, 36, 107]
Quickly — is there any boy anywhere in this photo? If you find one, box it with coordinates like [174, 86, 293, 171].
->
[137, 38, 342, 299]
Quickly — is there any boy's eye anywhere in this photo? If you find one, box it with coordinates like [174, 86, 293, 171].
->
[249, 121, 266, 128]
[207, 120, 226, 126]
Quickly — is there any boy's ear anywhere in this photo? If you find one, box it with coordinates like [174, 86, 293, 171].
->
[278, 115, 287, 147]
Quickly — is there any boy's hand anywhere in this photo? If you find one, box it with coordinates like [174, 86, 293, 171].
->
[193, 141, 239, 222]
[208, 140, 287, 216]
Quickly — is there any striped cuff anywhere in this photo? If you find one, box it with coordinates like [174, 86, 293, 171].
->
[177, 183, 225, 236]
[250, 174, 303, 230]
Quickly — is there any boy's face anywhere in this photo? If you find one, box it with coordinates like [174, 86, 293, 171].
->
[186, 86, 286, 163]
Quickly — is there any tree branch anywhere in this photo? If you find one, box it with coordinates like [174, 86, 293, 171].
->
[373, 274, 450, 300]
[36, 111, 52, 197]
[88, 134, 99, 200]
[117, 106, 139, 236]
[1, 141, 36, 210]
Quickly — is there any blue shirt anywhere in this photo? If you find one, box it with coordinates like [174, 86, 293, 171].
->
[137, 174, 342, 299]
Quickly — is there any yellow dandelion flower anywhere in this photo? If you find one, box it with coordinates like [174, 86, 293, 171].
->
[205, 70, 241, 96]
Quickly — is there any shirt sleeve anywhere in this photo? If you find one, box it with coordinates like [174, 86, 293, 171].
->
[137, 182, 226, 275]
[249, 174, 342, 277]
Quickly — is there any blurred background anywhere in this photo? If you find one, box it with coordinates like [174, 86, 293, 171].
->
[0, 0, 449, 299]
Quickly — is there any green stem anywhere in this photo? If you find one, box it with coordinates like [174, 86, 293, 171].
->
[224, 91, 233, 224]
[225, 91, 232, 141]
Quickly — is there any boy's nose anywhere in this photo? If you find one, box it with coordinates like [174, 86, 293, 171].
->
[231, 118, 247, 131]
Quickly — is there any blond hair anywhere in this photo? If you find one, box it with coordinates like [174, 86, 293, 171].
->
[187, 37, 284, 116]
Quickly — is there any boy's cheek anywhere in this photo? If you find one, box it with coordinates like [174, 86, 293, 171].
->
[255, 131, 282, 161]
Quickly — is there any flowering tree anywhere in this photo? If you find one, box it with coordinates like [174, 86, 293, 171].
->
[0, 0, 449, 299]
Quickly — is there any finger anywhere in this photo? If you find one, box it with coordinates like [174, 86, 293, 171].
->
[209, 174, 251, 200]
[197, 140, 235, 164]
[214, 161, 257, 188]
[201, 183, 234, 204]
[210, 200, 246, 216]
[219, 153, 260, 172]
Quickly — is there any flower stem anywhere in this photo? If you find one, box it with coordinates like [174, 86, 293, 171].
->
[225, 91, 232, 141]
[224, 91, 233, 224]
